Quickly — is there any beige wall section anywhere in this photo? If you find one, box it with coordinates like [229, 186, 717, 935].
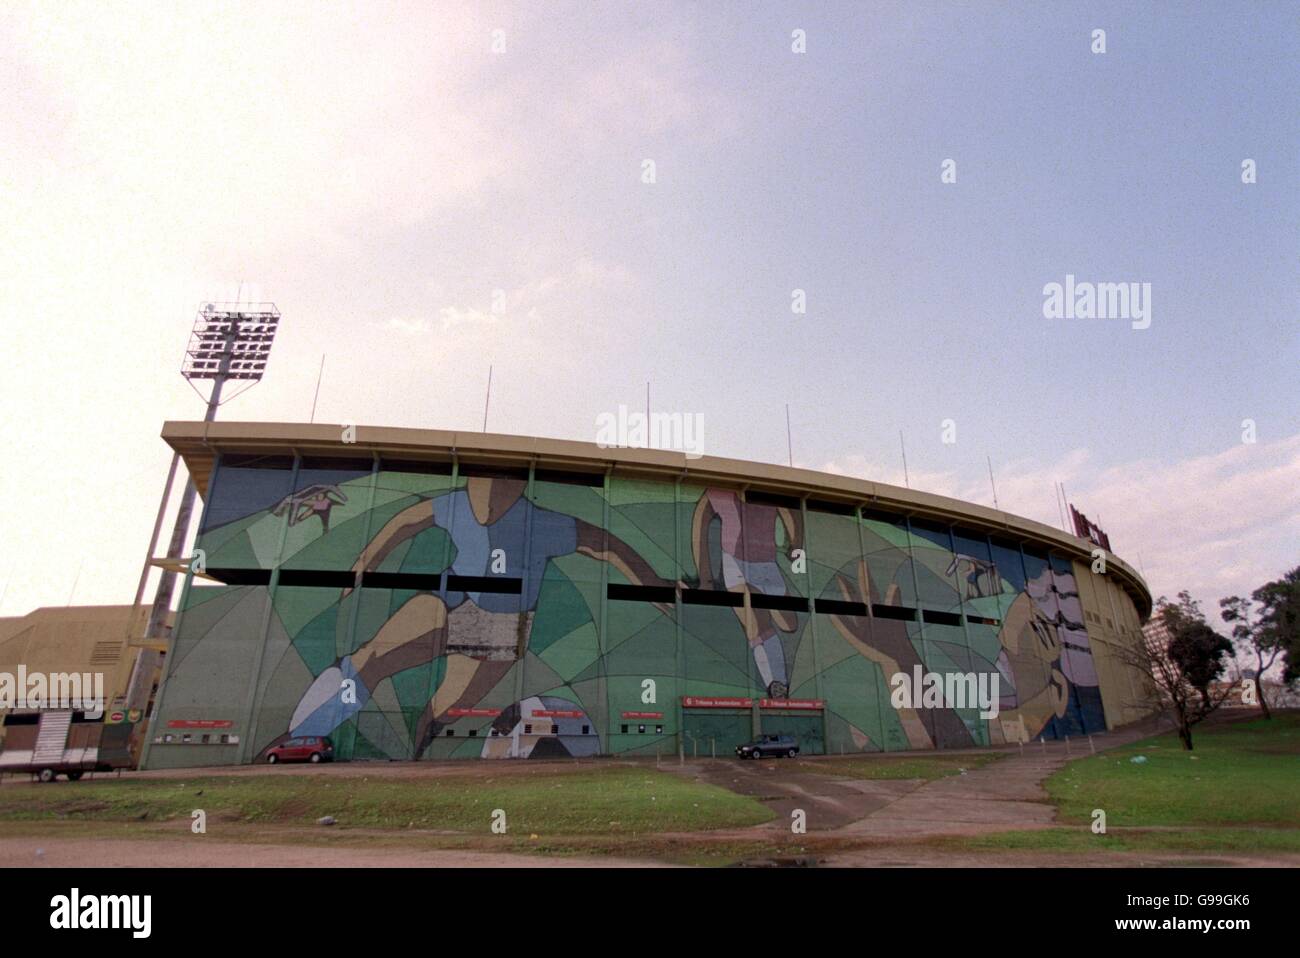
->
[1073, 561, 1158, 727]
[0, 606, 163, 720]
[160, 419, 1154, 622]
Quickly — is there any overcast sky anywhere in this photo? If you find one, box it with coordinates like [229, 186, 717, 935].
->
[1, 1, 1296, 628]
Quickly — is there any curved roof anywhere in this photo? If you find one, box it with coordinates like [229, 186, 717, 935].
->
[161, 420, 1152, 619]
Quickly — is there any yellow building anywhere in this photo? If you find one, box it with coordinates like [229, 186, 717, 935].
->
[0, 605, 169, 770]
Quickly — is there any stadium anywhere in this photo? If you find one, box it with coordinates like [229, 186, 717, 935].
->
[141, 420, 1155, 770]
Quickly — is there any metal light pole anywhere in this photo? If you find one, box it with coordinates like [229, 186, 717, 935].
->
[125, 304, 280, 710]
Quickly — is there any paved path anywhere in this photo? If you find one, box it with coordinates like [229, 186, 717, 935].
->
[840, 715, 1225, 838]
[674, 715, 1175, 838]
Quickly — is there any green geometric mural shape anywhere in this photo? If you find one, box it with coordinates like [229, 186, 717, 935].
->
[601, 615, 676, 676]
[537, 620, 599, 682]
[202, 525, 262, 570]
[273, 585, 344, 642]
[528, 567, 594, 655]
[391, 656, 443, 714]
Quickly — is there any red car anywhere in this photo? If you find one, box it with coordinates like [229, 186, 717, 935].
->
[266, 736, 334, 764]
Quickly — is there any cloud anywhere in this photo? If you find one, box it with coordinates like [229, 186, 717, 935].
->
[0, 3, 507, 259]
[381, 256, 635, 335]
[385, 316, 434, 335]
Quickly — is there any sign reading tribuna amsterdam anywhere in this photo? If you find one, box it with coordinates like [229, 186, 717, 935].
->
[681, 696, 824, 709]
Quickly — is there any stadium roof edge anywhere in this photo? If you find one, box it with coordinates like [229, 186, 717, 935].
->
[160, 419, 1152, 619]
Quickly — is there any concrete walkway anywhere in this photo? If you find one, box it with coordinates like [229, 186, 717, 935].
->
[840, 714, 1219, 838]
[676, 714, 1176, 838]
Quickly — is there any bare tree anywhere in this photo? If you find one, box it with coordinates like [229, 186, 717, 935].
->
[1118, 592, 1235, 751]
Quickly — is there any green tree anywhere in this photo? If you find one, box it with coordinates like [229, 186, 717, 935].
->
[1253, 566, 1300, 684]
[1220, 590, 1283, 719]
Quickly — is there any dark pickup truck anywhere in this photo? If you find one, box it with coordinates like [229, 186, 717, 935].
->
[736, 734, 799, 760]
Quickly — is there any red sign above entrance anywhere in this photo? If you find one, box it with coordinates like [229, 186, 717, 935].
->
[681, 696, 753, 709]
[681, 697, 825, 710]
[621, 711, 664, 720]
[531, 709, 584, 719]
[167, 719, 233, 729]
[447, 708, 501, 717]
[759, 698, 825, 710]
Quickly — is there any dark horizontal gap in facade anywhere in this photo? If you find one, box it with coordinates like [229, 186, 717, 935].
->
[749, 592, 809, 612]
[920, 609, 963, 627]
[205, 567, 272, 586]
[361, 571, 443, 590]
[805, 498, 857, 516]
[277, 569, 358, 588]
[814, 598, 868, 617]
[298, 456, 373, 472]
[681, 588, 744, 608]
[860, 508, 905, 526]
[378, 458, 453, 475]
[8, 711, 102, 724]
[219, 453, 295, 470]
[534, 468, 604, 487]
[446, 575, 523, 595]
[744, 490, 802, 509]
[910, 519, 952, 540]
[966, 615, 1002, 626]
[871, 603, 917, 621]
[457, 464, 530, 481]
[607, 583, 676, 603]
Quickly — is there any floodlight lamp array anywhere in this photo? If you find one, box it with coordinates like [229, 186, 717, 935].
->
[181, 303, 281, 381]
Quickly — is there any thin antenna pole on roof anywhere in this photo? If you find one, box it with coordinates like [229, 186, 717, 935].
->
[1054, 480, 1067, 531]
[0, 564, 12, 615]
[899, 430, 909, 488]
[483, 365, 493, 432]
[309, 354, 325, 424]
[646, 382, 650, 424]
[67, 560, 84, 607]
[785, 404, 793, 467]
[987, 455, 1000, 511]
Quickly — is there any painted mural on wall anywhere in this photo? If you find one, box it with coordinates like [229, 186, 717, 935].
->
[156, 459, 1113, 764]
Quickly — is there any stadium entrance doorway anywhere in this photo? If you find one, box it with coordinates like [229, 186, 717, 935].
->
[682, 709, 750, 758]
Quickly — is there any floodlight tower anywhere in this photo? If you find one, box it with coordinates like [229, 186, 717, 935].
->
[125, 304, 280, 709]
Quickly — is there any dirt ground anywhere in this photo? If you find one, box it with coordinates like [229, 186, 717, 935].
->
[0, 833, 660, 868]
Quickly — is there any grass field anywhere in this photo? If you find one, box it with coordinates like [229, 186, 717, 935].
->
[0, 766, 772, 836]
[944, 714, 1300, 856]
[794, 752, 1003, 781]
[1047, 714, 1300, 828]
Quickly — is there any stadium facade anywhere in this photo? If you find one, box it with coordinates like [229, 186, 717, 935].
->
[141, 421, 1155, 769]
